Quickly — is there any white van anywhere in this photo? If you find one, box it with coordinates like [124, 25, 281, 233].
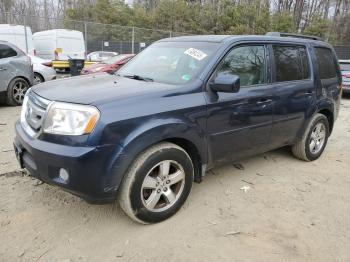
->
[0, 24, 35, 55]
[33, 29, 86, 60]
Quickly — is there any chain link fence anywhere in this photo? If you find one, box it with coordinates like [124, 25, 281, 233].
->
[1, 11, 350, 60]
[0, 11, 190, 56]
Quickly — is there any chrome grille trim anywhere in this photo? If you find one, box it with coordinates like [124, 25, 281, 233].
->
[21, 89, 51, 137]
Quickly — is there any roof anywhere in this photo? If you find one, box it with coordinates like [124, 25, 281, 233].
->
[159, 34, 327, 45]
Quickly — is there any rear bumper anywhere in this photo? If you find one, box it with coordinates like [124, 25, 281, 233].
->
[14, 121, 120, 204]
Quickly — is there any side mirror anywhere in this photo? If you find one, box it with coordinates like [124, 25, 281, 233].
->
[210, 74, 240, 93]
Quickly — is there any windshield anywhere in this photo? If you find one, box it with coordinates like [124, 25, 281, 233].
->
[118, 41, 219, 85]
[105, 54, 130, 65]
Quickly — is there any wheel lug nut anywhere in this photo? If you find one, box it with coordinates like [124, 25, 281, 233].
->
[166, 180, 170, 184]
[163, 187, 167, 192]
[157, 189, 161, 193]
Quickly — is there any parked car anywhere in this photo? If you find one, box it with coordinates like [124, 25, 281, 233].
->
[0, 24, 35, 55]
[339, 59, 350, 94]
[14, 33, 341, 223]
[81, 54, 134, 75]
[0, 40, 33, 105]
[33, 29, 85, 60]
[87, 51, 118, 62]
[29, 55, 56, 84]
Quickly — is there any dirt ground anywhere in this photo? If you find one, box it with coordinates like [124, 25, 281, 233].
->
[0, 97, 350, 262]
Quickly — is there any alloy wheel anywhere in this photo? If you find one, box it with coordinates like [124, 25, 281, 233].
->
[309, 122, 326, 154]
[12, 80, 28, 104]
[141, 160, 185, 212]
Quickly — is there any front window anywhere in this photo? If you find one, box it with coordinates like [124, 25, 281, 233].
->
[215, 45, 266, 86]
[118, 41, 219, 85]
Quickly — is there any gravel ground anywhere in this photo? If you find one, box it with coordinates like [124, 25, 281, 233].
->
[0, 96, 350, 262]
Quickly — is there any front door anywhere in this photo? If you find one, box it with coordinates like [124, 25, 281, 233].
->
[205, 44, 274, 162]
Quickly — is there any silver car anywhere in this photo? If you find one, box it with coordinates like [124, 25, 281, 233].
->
[30, 55, 57, 85]
[339, 60, 350, 94]
[0, 40, 33, 105]
[87, 51, 118, 62]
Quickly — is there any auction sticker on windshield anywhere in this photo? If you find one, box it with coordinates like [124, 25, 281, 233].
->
[184, 48, 207, 61]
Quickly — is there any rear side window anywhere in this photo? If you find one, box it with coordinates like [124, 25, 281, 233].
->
[315, 47, 337, 79]
[0, 44, 17, 59]
[273, 45, 310, 82]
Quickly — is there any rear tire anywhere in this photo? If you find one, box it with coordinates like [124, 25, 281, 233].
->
[6, 78, 30, 106]
[118, 142, 194, 224]
[34, 73, 44, 85]
[292, 113, 329, 161]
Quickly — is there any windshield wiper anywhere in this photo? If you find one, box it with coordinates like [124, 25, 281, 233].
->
[121, 74, 154, 82]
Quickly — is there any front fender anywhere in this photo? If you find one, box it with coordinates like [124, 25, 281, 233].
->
[104, 118, 207, 191]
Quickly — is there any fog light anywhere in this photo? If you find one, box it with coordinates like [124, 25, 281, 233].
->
[59, 168, 69, 182]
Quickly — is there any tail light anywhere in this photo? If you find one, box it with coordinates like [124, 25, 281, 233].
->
[42, 62, 52, 67]
[54, 49, 59, 60]
[34, 49, 36, 56]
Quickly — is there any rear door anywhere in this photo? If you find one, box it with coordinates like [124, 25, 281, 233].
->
[268, 44, 314, 149]
[205, 44, 274, 161]
[314, 47, 342, 117]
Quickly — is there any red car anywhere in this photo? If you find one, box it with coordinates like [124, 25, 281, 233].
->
[81, 54, 135, 75]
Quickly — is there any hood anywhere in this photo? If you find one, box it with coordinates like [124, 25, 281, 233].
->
[32, 73, 175, 105]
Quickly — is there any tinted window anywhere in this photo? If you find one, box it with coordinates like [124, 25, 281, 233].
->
[0, 44, 17, 59]
[216, 46, 266, 86]
[315, 48, 337, 79]
[273, 45, 310, 82]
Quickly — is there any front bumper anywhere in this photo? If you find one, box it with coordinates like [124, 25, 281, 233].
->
[14, 121, 120, 204]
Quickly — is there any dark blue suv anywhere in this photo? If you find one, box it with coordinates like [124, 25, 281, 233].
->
[14, 33, 342, 223]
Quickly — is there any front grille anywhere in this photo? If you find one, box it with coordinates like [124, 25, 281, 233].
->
[23, 90, 51, 135]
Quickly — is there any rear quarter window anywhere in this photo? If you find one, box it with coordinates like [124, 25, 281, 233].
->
[273, 45, 310, 82]
[0, 44, 17, 59]
[315, 47, 337, 79]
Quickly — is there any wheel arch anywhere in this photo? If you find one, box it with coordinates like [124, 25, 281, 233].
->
[315, 98, 335, 134]
[163, 137, 203, 183]
[105, 121, 207, 192]
[8, 76, 31, 90]
[34, 72, 45, 83]
[317, 108, 334, 134]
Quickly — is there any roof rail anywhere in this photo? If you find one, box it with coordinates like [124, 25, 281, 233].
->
[266, 32, 323, 41]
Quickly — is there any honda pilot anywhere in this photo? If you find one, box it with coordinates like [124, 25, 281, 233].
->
[14, 33, 342, 223]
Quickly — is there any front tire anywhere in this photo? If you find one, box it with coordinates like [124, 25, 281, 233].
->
[292, 113, 329, 161]
[118, 142, 194, 224]
[6, 78, 30, 106]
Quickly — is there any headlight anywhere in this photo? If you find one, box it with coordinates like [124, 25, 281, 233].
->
[43, 102, 100, 135]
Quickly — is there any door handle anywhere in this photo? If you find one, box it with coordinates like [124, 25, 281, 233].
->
[0, 68, 7, 71]
[256, 99, 272, 105]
